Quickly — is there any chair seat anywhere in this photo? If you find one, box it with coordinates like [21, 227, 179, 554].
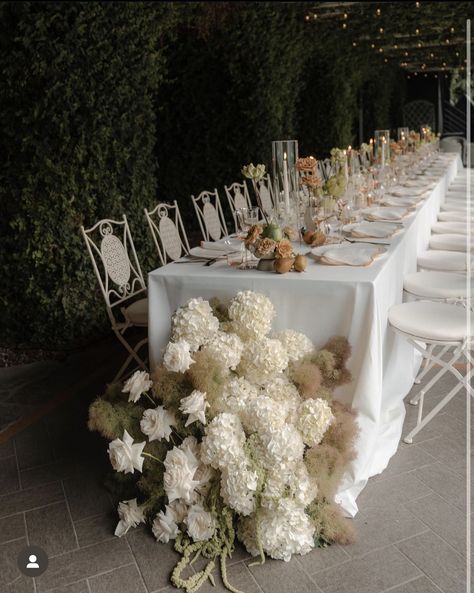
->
[431, 221, 469, 235]
[417, 250, 467, 271]
[404, 271, 468, 299]
[389, 301, 472, 342]
[123, 298, 148, 326]
[429, 233, 472, 252]
[440, 202, 471, 212]
[438, 211, 474, 223]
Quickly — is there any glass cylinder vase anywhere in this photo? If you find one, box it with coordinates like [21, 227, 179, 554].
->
[272, 140, 299, 217]
[374, 130, 390, 167]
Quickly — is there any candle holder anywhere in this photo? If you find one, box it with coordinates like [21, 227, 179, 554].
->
[397, 127, 409, 142]
[272, 140, 299, 216]
[374, 130, 390, 167]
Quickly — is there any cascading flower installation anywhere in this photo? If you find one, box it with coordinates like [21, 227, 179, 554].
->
[88, 291, 358, 593]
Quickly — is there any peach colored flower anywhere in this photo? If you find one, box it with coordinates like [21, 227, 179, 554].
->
[275, 239, 293, 259]
[256, 238, 276, 256]
[296, 157, 318, 172]
[246, 224, 263, 245]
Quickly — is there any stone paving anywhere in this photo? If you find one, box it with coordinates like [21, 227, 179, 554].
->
[0, 348, 469, 593]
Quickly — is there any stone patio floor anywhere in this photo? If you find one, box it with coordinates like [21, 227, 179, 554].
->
[0, 339, 470, 593]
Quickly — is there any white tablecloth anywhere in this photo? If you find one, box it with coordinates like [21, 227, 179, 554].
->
[148, 154, 460, 516]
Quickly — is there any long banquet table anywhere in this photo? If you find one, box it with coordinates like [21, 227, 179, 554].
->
[148, 153, 461, 516]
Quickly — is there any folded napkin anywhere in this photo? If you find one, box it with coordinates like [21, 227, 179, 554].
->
[200, 241, 237, 252]
[364, 206, 408, 221]
[312, 243, 385, 266]
[390, 186, 427, 198]
[380, 195, 419, 208]
[348, 221, 399, 238]
[402, 180, 435, 191]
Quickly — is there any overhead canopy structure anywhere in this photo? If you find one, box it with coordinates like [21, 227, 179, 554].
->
[303, 2, 473, 73]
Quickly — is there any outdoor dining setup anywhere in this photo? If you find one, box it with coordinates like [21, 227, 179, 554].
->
[80, 126, 471, 591]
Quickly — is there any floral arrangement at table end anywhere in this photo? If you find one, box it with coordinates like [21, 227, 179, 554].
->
[88, 291, 358, 593]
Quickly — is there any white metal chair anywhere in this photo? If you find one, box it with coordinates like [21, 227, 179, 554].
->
[429, 233, 472, 252]
[224, 181, 252, 232]
[145, 201, 190, 266]
[252, 174, 275, 219]
[81, 216, 148, 381]
[417, 249, 467, 272]
[389, 300, 473, 443]
[431, 221, 469, 235]
[438, 211, 474, 223]
[191, 189, 228, 242]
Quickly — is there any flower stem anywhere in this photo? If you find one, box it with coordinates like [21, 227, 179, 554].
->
[143, 452, 164, 466]
[144, 392, 156, 406]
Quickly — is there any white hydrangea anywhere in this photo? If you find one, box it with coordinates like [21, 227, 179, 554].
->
[201, 413, 246, 469]
[237, 501, 315, 561]
[203, 331, 244, 370]
[261, 376, 302, 425]
[228, 291, 275, 341]
[243, 395, 288, 435]
[218, 377, 259, 416]
[290, 461, 318, 508]
[258, 500, 315, 561]
[261, 465, 294, 510]
[220, 458, 258, 516]
[171, 298, 219, 352]
[260, 424, 305, 469]
[273, 330, 314, 362]
[238, 338, 289, 385]
[297, 398, 334, 447]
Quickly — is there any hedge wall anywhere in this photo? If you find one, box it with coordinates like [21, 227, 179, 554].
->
[0, 1, 176, 348]
[0, 1, 406, 349]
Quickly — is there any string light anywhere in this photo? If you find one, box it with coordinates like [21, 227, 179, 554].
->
[424, 73, 428, 77]
[430, 52, 434, 58]
[379, 27, 384, 33]
[343, 12, 348, 19]
[405, 51, 409, 56]
[456, 51, 460, 57]
[450, 27, 455, 33]
[352, 41, 357, 47]
[445, 38, 450, 44]
[342, 22, 347, 29]
[313, 13, 318, 20]
[379, 47, 384, 53]
[415, 1, 420, 7]
[384, 58, 388, 63]
[371, 43, 376, 49]
[376, 7, 381, 16]
[415, 28, 420, 34]
[394, 44, 398, 49]
[305, 15, 310, 21]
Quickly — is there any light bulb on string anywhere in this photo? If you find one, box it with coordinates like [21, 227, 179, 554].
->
[379, 27, 384, 33]
[305, 15, 310, 21]
[394, 44, 398, 49]
[371, 43, 375, 49]
[450, 27, 455, 33]
[415, 1, 420, 7]
[379, 47, 383, 53]
[416, 28, 420, 34]
[343, 12, 348, 19]
[352, 41, 357, 47]
[342, 22, 347, 29]
[376, 7, 381, 16]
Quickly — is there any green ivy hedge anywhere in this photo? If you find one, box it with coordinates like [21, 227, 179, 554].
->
[0, 1, 406, 349]
[0, 1, 176, 348]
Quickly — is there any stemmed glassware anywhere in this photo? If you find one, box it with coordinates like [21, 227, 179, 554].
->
[234, 207, 259, 269]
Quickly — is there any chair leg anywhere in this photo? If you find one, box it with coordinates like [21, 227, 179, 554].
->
[404, 345, 473, 444]
[113, 333, 148, 382]
[411, 344, 451, 399]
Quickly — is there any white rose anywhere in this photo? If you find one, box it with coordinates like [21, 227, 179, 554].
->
[185, 504, 216, 542]
[163, 447, 200, 503]
[179, 436, 201, 473]
[140, 406, 176, 442]
[163, 340, 194, 373]
[122, 370, 153, 403]
[168, 500, 188, 523]
[179, 390, 209, 426]
[152, 507, 179, 543]
[114, 498, 145, 537]
[108, 430, 146, 474]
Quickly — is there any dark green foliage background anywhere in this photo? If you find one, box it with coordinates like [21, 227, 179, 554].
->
[0, 1, 405, 348]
